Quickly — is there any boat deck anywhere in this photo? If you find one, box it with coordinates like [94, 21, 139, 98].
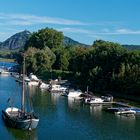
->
[8, 111, 19, 117]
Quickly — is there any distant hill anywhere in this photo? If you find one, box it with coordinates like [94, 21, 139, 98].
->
[0, 30, 31, 50]
[64, 36, 90, 47]
[0, 31, 90, 50]
[123, 45, 140, 50]
[2, 30, 139, 51]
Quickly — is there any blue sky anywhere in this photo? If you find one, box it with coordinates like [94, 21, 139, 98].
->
[0, 0, 140, 45]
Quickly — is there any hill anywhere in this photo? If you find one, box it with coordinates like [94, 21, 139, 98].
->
[1, 30, 139, 50]
[0, 30, 31, 50]
[63, 36, 90, 47]
[0, 31, 90, 50]
[123, 45, 140, 50]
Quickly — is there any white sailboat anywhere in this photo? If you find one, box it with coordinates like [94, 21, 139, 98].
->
[2, 54, 39, 130]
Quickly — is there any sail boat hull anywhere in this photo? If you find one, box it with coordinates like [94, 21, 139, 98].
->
[2, 55, 39, 130]
[2, 107, 39, 130]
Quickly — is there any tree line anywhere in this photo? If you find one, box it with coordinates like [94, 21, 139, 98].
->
[16, 27, 140, 97]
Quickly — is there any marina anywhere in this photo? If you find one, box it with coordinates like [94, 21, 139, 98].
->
[0, 0, 140, 139]
[0, 75, 140, 140]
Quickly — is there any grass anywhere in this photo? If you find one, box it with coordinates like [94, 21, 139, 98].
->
[0, 58, 15, 62]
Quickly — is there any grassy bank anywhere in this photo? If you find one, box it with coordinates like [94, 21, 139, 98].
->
[0, 58, 15, 62]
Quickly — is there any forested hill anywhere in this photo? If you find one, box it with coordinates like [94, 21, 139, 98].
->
[0, 30, 90, 50]
[123, 45, 140, 50]
[64, 36, 90, 47]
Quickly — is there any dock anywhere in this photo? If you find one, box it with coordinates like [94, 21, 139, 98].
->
[89, 101, 114, 105]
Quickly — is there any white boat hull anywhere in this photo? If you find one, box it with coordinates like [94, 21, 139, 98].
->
[2, 107, 39, 130]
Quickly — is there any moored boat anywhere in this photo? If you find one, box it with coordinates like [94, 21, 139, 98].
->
[2, 107, 39, 130]
[2, 54, 39, 130]
[85, 97, 104, 104]
[105, 107, 136, 116]
[0, 69, 11, 76]
[39, 82, 50, 90]
[66, 89, 83, 98]
[115, 108, 136, 116]
[49, 84, 67, 93]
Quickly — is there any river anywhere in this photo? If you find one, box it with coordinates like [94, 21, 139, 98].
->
[0, 75, 140, 140]
[0, 62, 17, 68]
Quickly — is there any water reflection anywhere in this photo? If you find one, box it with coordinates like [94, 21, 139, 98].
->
[116, 114, 136, 121]
[51, 93, 61, 105]
[28, 86, 39, 96]
[67, 98, 82, 110]
[1, 76, 140, 140]
[7, 128, 38, 140]
[90, 105, 103, 116]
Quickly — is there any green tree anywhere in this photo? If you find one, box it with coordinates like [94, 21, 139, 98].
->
[25, 47, 56, 74]
[25, 27, 64, 50]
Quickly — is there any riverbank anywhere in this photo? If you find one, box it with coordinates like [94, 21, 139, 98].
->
[37, 69, 140, 108]
[0, 58, 15, 62]
[38, 69, 74, 83]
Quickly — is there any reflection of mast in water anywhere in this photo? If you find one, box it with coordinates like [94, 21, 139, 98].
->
[51, 93, 60, 105]
[90, 105, 103, 116]
[68, 98, 75, 108]
[68, 98, 81, 110]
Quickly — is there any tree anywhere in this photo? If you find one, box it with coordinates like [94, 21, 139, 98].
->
[25, 47, 56, 74]
[25, 27, 64, 50]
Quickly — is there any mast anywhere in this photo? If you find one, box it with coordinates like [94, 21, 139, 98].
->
[21, 54, 25, 112]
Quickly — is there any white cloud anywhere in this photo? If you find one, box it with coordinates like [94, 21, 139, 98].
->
[58, 27, 140, 35]
[58, 27, 92, 34]
[116, 28, 140, 34]
[93, 29, 140, 35]
[58, 27, 140, 41]
[0, 13, 88, 26]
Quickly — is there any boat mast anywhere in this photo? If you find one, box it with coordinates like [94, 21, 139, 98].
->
[21, 54, 25, 112]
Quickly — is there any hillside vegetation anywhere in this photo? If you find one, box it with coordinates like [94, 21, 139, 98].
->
[16, 27, 140, 98]
[1, 27, 140, 99]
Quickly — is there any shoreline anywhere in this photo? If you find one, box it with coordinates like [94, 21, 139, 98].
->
[0, 58, 15, 62]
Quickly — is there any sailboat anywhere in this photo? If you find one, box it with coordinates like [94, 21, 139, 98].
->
[2, 54, 39, 130]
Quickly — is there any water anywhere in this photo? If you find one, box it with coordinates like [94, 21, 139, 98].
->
[0, 76, 140, 140]
[0, 62, 17, 68]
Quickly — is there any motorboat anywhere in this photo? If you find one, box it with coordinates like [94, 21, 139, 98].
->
[115, 108, 136, 115]
[29, 73, 39, 81]
[106, 107, 136, 116]
[27, 73, 40, 86]
[101, 94, 113, 102]
[39, 82, 50, 90]
[85, 97, 104, 104]
[0, 69, 11, 76]
[49, 84, 67, 93]
[28, 81, 39, 86]
[66, 90, 83, 98]
[15, 74, 30, 83]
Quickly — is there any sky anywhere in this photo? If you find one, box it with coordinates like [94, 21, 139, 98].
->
[0, 0, 140, 45]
